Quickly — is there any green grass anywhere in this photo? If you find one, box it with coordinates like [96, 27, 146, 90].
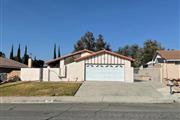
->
[0, 81, 81, 96]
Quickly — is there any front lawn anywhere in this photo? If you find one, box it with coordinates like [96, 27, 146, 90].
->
[0, 81, 81, 96]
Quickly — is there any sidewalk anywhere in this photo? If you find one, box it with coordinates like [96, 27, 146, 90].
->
[0, 96, 176, 104]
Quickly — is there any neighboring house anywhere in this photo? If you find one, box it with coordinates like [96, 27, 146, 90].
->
[0, 57, 28, 80]
[45, 49, 134, 82]
[152, 50, 180, 80]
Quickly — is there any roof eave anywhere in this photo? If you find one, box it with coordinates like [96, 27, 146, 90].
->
[75, 50, 135, 62]
[0, 66, 23, 69]
[45, 49, 94, 65]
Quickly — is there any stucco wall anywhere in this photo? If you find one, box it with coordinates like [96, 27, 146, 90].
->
[63, 61, 84, 81]
[21, 68, 41, 81]
[162, 63, 180, 79]
[21, 68, 61, 81]
[43, 68, 61, 81]
[124, 67, 134, 82]
[134, 68, 162, 82]
[135, 62, 180, 85]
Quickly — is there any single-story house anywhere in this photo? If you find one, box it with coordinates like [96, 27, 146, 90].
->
[45, 49, 134, 82]
[0, 57, 28, 80]
[152, 50, 180, 80]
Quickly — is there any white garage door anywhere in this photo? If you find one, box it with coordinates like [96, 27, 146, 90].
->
[85, 64, 124, 81]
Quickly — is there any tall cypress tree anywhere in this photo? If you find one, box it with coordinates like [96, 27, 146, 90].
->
[22, 45, 29, 65]
[17, 44, 21, 62]
[10, 45, 14, 59]
[58, 45, 61, 57]
[54, 44, 56, 59]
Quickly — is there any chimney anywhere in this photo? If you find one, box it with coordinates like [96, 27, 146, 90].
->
[28, 57, 32, 68]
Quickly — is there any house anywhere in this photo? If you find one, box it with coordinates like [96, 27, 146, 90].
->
[152, 50, 180, 80]
[0, 57, 28, 80]
[135, 50, 180, 83]
[45, 49, 134, 82]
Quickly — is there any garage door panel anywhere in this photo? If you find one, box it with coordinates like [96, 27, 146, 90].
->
[86, 64, 124, 81]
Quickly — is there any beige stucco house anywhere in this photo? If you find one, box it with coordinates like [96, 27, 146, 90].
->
[152, 50, 180, 81]
[45, 49, 134, 82]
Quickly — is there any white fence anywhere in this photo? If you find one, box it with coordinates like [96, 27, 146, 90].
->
[21, 68, 62, 81]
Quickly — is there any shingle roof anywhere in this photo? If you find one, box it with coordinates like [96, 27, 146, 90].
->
[0, 57, 28, 69]
[75, 50, 135, 62]
[46, 49, 94, 64]
[157, 50, 180, 60]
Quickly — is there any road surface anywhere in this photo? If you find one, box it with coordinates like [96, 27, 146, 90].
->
[0, 103, 180, 120]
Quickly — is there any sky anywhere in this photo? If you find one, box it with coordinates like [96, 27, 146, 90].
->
[0, 0, 179, 61]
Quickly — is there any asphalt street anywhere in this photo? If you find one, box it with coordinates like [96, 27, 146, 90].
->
[0, 103, 180, 120]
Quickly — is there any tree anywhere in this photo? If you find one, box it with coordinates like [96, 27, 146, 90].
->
[95, 34, 111, 51]
[129, 44, 143, 67]
[54, 44, 56, 59]
[14, 44, 21, 62]
[84, 32, 96, 51]
[116, 40, 165, 67]
[117, 45, 134, 57]
[32, 57, 44, 68]
[117, 44, 143, 67]
[9, 45, 14, 59]
[74, 39, 85, 51]
[58, 45, 61, 57]
[0, 51, 5, 58]
[142, 40, 164, 65]
[74, 32, 96, 52]
[22, 45, 29, 65]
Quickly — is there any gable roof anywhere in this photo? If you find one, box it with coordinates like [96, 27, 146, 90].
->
[0, 57, 28, 69]
[46, 49, 94, 64]
[75, 50, 135, 62]
[156, 50, 180, 60]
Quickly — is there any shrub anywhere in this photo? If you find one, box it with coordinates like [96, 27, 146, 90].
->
[7, 76, 21, 83]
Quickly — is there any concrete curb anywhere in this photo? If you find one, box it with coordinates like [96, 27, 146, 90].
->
[0, 96, 176, 104]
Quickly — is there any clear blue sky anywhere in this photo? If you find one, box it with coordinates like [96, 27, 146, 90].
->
[0, 0, 179, 60]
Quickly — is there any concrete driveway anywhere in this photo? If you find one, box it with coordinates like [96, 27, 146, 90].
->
[75, 81, 163, 98]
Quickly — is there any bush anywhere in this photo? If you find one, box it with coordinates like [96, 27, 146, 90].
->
[7, 76, 21, 83]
